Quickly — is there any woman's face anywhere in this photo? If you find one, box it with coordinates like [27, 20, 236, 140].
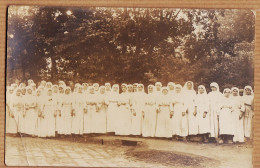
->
[162, 89, 168, 95]
[148, 86, 153, 93]
[59, 88, 64, 94]
[168, 85, 174, 91]
[53, 87, 58, 93]
[224, 91, 230, 98]
[100, 88, 105, 94]
[78, 87, 83, 93]
[16, 90, 21, 96]
[138, 86, 143, 92]
[113, 86, 118, 92]
[176, 87, 181, 93]
[83, 85, 88, 90]
[36, 91, 41, 96]
[9, 89, 14, 94]
[27, 89, 32, 94]
[245, 88, 252, 95]
[47, 84, 51, 88]
[47, 90, 52, 96]
[187, 82, 192, 90]
[105, 85, 111, 91]
[94, 85, 99, 91]
[232, 89, 238, 96]
[121, 85, 127, 92]
[133, 85, 137, 92]
[90, 88, 95, 94]
[65, 89, 70, 95]
[127, 86, 133, 92]
[22, 89, 26, 95]
[155, 84, 161, 91]
[211, 86, 217, 92]
[198, 87, 204, 94]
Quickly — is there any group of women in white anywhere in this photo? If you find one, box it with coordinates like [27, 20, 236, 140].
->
[6, 79, 254, 144]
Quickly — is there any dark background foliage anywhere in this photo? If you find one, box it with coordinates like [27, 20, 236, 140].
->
[6, 7, 254, 91]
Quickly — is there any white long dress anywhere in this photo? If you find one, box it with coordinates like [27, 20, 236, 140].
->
[194, 93, 210, 134]
[42, 96, 57, 137]
[243, 94, 254, 138]
[6, 92, 18, 134]
[131, 92, 146, 135]
[142, 93, 157, 137]
[36, 95, 44, 137]
[24, 94, 37, 135]
[85, 93, 97, 133]
[155, 94, 173, 138]
[208, 91, 222, 138]
[172, 93, 188, 137]
[183, 90, 198, 135]
[12, 95, 24, 133]
[71, 93, 85, 135]
[219, 96, 234, 135]
[61, 94, 72, 135]
[105, 92, 119, 133]
[116, 92, 131, 135]
[231, 96, 245, 142]
[56, 93, 63, 134]
[92, 93, 107, 134]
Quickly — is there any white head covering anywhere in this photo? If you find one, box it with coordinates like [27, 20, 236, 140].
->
[210, 82, 220, 92]
[175, 84, 182, 93]
[148, 84, 154, 94]
[99, 86, 106, 94]
[112, 84, 119, 94]
[198, 85, 207, 95]
[223, 88, 231, 94]
[65, 86, 71, 94]
[137, 84, 145, 92]
[231, 87, 239, 92]
[244, 85, 254, 95]
[161, 87, 169, 94]
[155, 82, 162, 87]
[184, 81, 194, 90]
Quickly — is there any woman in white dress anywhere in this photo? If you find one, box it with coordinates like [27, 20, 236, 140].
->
[93, 83, 100, 93]
[23, 86, 37, 136]
[36, 89, 44, 137]
[131, 84, 146, 136]
[219, 88, 234, 144]
[154, 82, 162, 95]
[95, 86, 107, 134]
[231, 87, 245, 143]
[155, 87, 173, 138]
[182, 81, 198, 138]
[243, 85, 254, 140]
[171, 84, 188, 141]
[71, 85, 85, 136]
[41, 89, 57, 137]
[208, 82, 222, 141]
[194, 85, 210, 142]
[116, 84, 131, 135]
[142, 85, 157, 137]
[133, 83, 138, 93]
[61, 87, 73, 136]
[56, 86, 65, 135]
[105, 83, 111, 93]
[105, 84, 119, 133]
[167, 82, 175, 97]
[82, 83, 89, 94]
[11, 89, 24, 134]
[6, 87, 17, 135]
[85, 86, 97, 134]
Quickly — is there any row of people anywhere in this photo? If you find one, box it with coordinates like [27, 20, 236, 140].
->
[6, 80, 254, 143]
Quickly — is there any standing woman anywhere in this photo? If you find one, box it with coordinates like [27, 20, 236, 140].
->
[105, 84, 119, 133]
[71, 85, 85, 136]
[243, 86, 254, 140]
[41, 89, 57, 137]
[85, 86, 97, 134]
[61, 87, 73, 136]
[155, 87, 173, 138]
[208, 82, 222, 141]
[82, 83, 89, 94]
[194, 85, 210, 142]
[105, 83, 111, 93]
[219, 88, 234, 144]
[11, 89, 24, 134]
[154, 82, 162, 95]
[131, 84, 146, 136]
[231, 87, 245, 143]
[36, 89, 44, 137]
[116, 84, 131, 135]
[142, 85, 157, 137]
[6, 87, 17, 135]
[23, 87, 37, 136]
[93, 83, 100, 93]
[182, 81, 198, 139]
[171, 84, 188, 140]
[56, 86, 65, 136]
[167, 82, 175, 97]
[95, 86, 107, 134]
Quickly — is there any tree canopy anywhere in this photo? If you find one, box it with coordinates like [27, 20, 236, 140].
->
[7, 6, 255, 91]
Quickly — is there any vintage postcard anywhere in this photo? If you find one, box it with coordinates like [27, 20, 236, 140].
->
[5, 6, 254, 167]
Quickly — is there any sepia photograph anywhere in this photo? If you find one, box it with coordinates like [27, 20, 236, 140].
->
[5, 5, 254, 167]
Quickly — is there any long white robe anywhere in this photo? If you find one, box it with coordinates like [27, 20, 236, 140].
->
[36, 95, 44, 137]
[94, 93, 107, 134]
[183, 90, 198, 135]
[142, 93, 157, 137]
[172, 93, 188, 137]
[155, 94, 173, 138]
[61, 95, 72, 135]
[105, 92, 119, 133]
[71, 93, 85, 135]
[24, 94, 37, 135]
[208, 91, 222, 138]
[116, 92, 131, 135]
[41, 96, 57, 137]
[243, 94, 254, 138]
[219, 96, 233, 135]
[231, 96, 245, 142]
[131, 92, 146, 135]
[11, 95, 24, 133]
[194, 93, 210, 134]
[6, 93, 18, 134]
[85, 93, 97, 133]
[56, 93, 63, 134]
